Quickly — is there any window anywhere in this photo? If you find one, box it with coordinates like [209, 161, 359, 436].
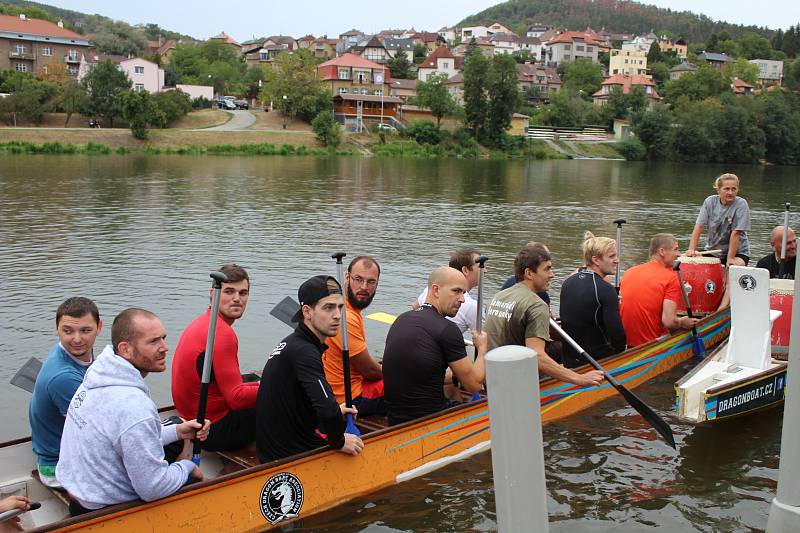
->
[564, 44, 571, 51]
[564, 54, 571, 61]
[135, 83, 145, 92]
[15, 44, 25, 54]
[338, 69, 351, 80]
[587, 46, 593, 52]
[42, 47, 52, 56]
[374, 89, 383, 96]
[442, 61, 449, 69]
[625, 59, 629, 64]
[134, 66, 145, 74]
[576, 45, 584, 52]
[260, 52, 268, 60]
[15, 63, 27, 72]
[338, 87, 348, 94]
[361, 88, 368, 94]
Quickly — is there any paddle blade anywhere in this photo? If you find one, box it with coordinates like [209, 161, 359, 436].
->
[691, 335, 707, 358]
[10, 357, 43, 393]
[608, 375, 676, 449]
[345, 413, 360, 436]
[365, 312, 396, 325]
[270, 296, 301, 327]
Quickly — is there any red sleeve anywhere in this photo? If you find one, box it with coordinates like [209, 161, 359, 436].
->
[664, 274, 681, 304]
[213, 324, 258, 410]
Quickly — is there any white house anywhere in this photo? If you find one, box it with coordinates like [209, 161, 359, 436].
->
[175, 84, 213, 101]
[417, 45, 459, 81]
[119, 58, 164, 93]
[461, 25, 489, 41]
[748, 59, 783, 85]
[621, 33, 657, 54]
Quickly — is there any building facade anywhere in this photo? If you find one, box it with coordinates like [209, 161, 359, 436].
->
[119, 58, 164, 93]
[0, 14, 90, 76]
[545, 32, 601, 66]
[317, 53, 391, 97]
[609, 49, 647, 76]
[748, 59, 783, 86]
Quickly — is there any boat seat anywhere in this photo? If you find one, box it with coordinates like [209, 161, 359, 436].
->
[215, 445, 260, 469]
[356, 415, 388, 434]
[30, 470, 70, 508]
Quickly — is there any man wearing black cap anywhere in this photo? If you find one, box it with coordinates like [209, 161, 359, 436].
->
[256, 275, 364, 463]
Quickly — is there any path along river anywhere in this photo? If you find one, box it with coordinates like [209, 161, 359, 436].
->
[1, 155, 798, 531]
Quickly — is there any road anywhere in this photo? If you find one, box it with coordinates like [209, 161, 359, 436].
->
[201, 110, 256, 131]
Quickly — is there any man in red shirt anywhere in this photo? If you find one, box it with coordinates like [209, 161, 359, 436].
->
[620, 234, 699, 347]
[172, 264, 258, 452]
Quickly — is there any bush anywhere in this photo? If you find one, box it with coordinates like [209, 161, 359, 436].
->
[406, 120, 443, 145]
[311, 110, 341, 147]
[154, 90, 192, 126]
[191, 96, 213, 109]
[616, 138, 647, 161]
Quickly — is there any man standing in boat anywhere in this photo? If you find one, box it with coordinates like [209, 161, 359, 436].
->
[383, 267, 488, 426]
[29, 297, 102, 488]
[324, 256, 386, 416]
[172, 264, 258, 452]
[756, 225, 796, 279]
[57, 308, 209, 515]
[256, 275, 363, 463]
[414, 249, 481, 332]
[620, 234, 699, 347]
[484, 245, 604, 387]
[559, 232, 626, 367]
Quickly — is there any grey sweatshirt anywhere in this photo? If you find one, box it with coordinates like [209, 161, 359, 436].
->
[56, 345, 195, 509]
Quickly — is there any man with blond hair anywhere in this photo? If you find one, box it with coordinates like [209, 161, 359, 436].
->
[559, 232, 626, 367]
[620, 234, 699, 347]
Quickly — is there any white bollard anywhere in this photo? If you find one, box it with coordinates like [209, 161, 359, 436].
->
[486, 345, 549, 532]
[766, 258, 800, 531]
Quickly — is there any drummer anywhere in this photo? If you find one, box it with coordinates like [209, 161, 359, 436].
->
[755, 226, 796, 279]
[686, 173, 751, 309]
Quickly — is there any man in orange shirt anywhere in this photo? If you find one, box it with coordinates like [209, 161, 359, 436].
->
[620, 234, 700, 347]
[323, 256, 385, 416]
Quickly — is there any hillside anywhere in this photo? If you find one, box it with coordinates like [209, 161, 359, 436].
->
[458, 0, 777, 43]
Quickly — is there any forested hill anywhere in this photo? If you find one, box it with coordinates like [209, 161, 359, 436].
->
[458, 0, 777, 43]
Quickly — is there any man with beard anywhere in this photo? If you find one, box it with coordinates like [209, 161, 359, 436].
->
[172, 264, 258, 452]
[324, 256, 385, 416]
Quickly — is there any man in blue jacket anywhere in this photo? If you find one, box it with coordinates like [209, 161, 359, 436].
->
[29, 297, 102, 488]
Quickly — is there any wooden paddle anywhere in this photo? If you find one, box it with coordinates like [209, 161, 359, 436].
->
[549, 318, 677, 449]
[673, 261, 707, 359]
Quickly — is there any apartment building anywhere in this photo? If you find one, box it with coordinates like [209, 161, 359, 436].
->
[0, 14, 90, 76]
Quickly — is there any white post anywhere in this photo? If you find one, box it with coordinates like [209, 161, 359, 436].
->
[767, 256, 800, 531]
[486, 345, 549, 532]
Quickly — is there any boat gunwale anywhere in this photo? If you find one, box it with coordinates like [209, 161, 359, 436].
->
[704, 362, 788, 396]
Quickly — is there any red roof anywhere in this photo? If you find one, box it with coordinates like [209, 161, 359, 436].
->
[732, 78, 754, 94]
[0, 14, 85, 40]
[318, 53, 384, 70]
[546, 31, 604, 47]
[419, 45, 455, 69]
[211, 31, 239, 45]
[594, 74, 660, 98]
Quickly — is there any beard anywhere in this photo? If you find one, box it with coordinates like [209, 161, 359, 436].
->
[348, 285, 375, 310]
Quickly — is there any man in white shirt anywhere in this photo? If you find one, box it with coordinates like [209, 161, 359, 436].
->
[415, 249, 481, 333]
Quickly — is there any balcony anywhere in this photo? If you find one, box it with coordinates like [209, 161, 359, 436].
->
[9, 51, 35, 60]
[64, 55, 80, 64]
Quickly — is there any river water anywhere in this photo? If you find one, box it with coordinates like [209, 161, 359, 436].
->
[1, 155, 797, 531]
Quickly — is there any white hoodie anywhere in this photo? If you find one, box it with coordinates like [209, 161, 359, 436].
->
[57, 345, 195, 509]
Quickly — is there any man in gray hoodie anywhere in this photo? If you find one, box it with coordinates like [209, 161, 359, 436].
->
[57, 308, 210, 515]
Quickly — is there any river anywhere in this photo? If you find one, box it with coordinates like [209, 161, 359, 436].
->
[1, 154, 797, 531]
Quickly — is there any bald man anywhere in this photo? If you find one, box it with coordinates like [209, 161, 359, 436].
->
[383, 267, 488, 426]
[756, 226, 796, 279]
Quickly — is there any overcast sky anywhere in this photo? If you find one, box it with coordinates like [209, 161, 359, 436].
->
[43, 1, 797, 41]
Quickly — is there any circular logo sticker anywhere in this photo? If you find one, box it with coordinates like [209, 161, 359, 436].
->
[705, 279, 717, 294]
[260, 472, 304, 524]
[738, 275, 756, 291]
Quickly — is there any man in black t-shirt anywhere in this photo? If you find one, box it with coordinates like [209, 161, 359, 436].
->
[383, 267, 488, 426]
[256, 275, 363, 463]
[755, 225, 796, 279]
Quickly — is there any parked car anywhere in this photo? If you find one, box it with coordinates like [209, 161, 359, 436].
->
[233, 99, 249, 110]
[217, 99, 236, 110]
[376, 123, 397, 132]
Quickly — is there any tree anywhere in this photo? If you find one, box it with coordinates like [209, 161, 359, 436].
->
[413, 44, 428, 64]
[388, 50, 413, 79]
[57, 79, 89, 127]
[663, 64, 729, 104]
[260, 49, 331, 122]
[738, 32, 773, 60]
[713, 96, 765, 163]
[756, 91, 800, 165]
[632, 105, 674, 160]
[562, 59, 603, 99]
[485, 54, 520, 145]
[0, 72, 57, 126]
[722, 58, 759, 85]
[648, 62, 671, 89]
[311, 110, 341, 147]
[119, 91, 164, 139]
[89, 20, 148, 56]
[83, 59, 132, 127]
[786, 57, 800, 91]
[647, 42, 664, 64]
[414, 73, 456, 127]
[153, 90, 192, 125]
[462, 48, 490, 137]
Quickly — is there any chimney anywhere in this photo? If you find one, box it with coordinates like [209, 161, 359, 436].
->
[19, 13, 26, 20]
[57, 19, 64, 28]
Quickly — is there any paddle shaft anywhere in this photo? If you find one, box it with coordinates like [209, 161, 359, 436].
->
[193, 271, 229, 463]
[549, 318, 676, 449]
[779, 202, 790, 278]
[674, 263, 700, 336]
[0, 502, 40, 523]
[475, 256, 488, 334]
[613, 219, 626, 291]
[332, 252, 360, 436]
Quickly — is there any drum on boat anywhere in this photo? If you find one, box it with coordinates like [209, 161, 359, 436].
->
[770, 278, 794, 357]
[677, 255, 724, 315]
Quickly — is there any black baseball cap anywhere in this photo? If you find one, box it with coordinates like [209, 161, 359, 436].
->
[291, 275, 343, 322]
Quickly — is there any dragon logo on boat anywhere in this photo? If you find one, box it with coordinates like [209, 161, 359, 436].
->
[738, 275, 757, 291]
[260, 472, 304, 524]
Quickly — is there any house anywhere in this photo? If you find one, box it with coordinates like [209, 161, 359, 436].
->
[119, 57, 165, 93]
[334, 93, 402, 130]
[697, 51, 732, 70]
[452, 38, 495, 57]
[337, 29, 365, 55]
[461, 25, 489, 41]
[544, 31, 603, 66]
[609, 49, 647, 76]
[156, 39, 177, 64]
[488, 33, 519, 55]
[243, 35, 298, 66]
[517, 62, 562, 100]
[487, 22, 513, 35]
[669, 62, 698, 80]
[731, 78, 755, 95]
[516, 36, 544, 60]
[417, 45, 459, 81]
[389, 78, 418, 100]
[592, 74, 661, 108]
[346, 35, 390, 64]
[748, 59, 783, 86]
[657, 37, 688, 59]
[412, 32, 444, 53]
[622, 32, 657, 53]
[0, 14, 91, 76]
[384, 38, 414, 59]
[296, 35, 316, 51]
[446, 73, 463, 103]
[438, 26, 458, 43]
[317, 53, 391, 97]
[526, 24, 550, 38]
[174, 84, 213, 100]
[509, 113, 530, 136]
[209, 31, 240, 48]
[311, 37, 337, 60]
[240, 37, 266, 53]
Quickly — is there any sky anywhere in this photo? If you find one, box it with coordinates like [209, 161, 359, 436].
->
[41, 0, 798, 41]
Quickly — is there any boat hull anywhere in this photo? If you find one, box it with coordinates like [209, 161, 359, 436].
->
[6, 310, 730, 532]
[703, 365, 787, 422]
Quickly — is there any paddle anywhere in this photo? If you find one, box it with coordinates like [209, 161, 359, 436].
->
[613, 218, 626, 292]
[332, 252, 360, 436]
[0, 501, 41, 523]
[673, 261, 707, 358]
[779, 202, 790, 279]
[269, 295, 300, 326]
[9, 357, 43, 393]
[549, 318, 677, 449]
[471, 255, 489, 401]
[192, 271, 229, 466]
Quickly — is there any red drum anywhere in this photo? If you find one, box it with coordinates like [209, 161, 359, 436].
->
[677, 255, 724, 315]
[770, 279, 794, 356]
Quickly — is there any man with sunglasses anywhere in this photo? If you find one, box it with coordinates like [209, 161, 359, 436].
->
[323, 255, 386, 416]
